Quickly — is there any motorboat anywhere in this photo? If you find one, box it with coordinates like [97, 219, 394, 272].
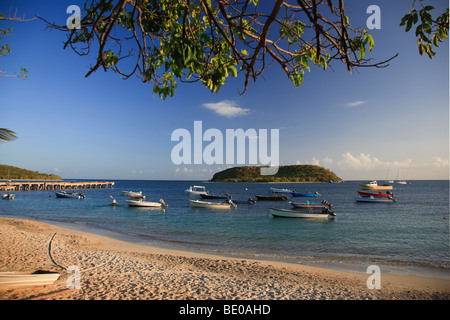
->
[255, 194, 287, 201]
[290, 192, 321, 197]
[357, 191, 394, 198]
[270, 187, 295, 194]
[125, 198, 168, 208]
[289, 199, 332, 209]
[55, 191, 85, 199]
[185, 185, 208, 195]
[2, 193, 15, 200]
[231, 198, 256, 204]
[360, 181, 393, 190]
[269, 207, 336, 219]
[200, 193, 231, 199]
[121, 190, 143, 197]
[355, 196, 396, 203]
[189, 199, 236, 209]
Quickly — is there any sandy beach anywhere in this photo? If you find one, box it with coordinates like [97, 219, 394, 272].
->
[0, 217, 448, 300]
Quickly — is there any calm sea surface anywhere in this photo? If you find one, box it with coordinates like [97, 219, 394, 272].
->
[1, 180, 449, 278]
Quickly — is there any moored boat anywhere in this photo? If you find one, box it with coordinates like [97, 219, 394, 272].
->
[270, 187, 295, 194]
[55, 191, 85, 199]
[185, 186, 208, 195]
[231, 198, 256, 204]
[125, 198, 168, 208]
[200, 193, 231, 199]
[189, 199, 236, 209]
[290, 192, 321, 197]
[269, 207, 336, 219]
[2, 193, 15, 200]
[357, 191, 394, 198]
[360, 181, 393, 190]
[289, 199, 332, 209]
[255, 194, 287, 201]
[121, 190, 142, 197]
[355, 196, 396, 203]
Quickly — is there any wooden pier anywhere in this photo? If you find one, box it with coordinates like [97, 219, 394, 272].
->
[0, 181, 115, 192]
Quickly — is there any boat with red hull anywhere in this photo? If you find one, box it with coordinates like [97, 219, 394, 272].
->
[357, 191, 394, 198]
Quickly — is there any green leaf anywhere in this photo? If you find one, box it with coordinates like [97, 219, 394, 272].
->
[228, 65, 237, 77]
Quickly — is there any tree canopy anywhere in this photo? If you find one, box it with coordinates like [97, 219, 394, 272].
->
[44, 0, 406, 99]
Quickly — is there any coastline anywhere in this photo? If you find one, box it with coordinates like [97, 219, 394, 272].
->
[0, 217, 448, 300]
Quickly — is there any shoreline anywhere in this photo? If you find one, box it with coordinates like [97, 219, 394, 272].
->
[18, 216, 449, 281]
[0, 217, 448, 300]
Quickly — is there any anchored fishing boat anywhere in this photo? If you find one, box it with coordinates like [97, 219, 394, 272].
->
[55, 191, 85, 199]
[189, 199, 236, 209]
[269, 207, 336, 219]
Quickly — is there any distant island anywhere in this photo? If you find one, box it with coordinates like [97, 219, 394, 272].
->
[0, 164, 61, 180]
[210, 165, 342, 182]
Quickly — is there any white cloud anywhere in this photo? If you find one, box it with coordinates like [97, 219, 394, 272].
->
[338, 152, 413, 170]
[202, 100, 250, 118]
[344, 100, 367, 107]
[432, 157, 449, 168]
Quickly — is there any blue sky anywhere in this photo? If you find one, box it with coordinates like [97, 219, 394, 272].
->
[0, 0, 448, 180]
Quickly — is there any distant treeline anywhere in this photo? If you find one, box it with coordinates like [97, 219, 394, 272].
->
[0, 164, 61, 180]
[210, 165, 342, 182]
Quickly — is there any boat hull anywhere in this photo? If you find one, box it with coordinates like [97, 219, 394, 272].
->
[200, 194, 230, 199]
[0, 272, 60, 289]
[255, 195, 287, 201]
[189, 200, 232, 209]
[289, 201, 331, 210]
[55, 192, 85, 199]
[125, 200, 163, 207]
[355, 197, 396, 203]
[269, 208, 335, 219]
[290, 192, 320, 197]
[360, 185, 393, 190]
[357, 191, 393, 198]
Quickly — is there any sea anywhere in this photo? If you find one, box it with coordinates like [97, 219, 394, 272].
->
[1, 180, 449, 279]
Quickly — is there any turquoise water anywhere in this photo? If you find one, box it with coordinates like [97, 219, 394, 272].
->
[1, 180, 449, 278]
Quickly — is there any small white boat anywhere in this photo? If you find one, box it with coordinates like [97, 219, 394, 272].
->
[396, 181, 407, 185]
[270, 187, 295, 194]
[121, 190, 142, 197]
[189, 199, 236, 209]
[355, 196, 396, 203]
[0, 271, 60, 289]
[2, 193, 15, 200]
[126, 198, 168, 208]
[360, 180, 393, 190]
[185, 185, 208, 195]
[269, 207, 336, 219]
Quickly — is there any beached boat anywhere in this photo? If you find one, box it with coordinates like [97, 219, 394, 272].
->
[189, 199, 236, 209]
[200, 193, 231, 200]
[55, 191, 85, 199]
[121, 190, 142, 197]
[360, 181, 393, 190]
[2, 193, 15, 200]
[269, 207, 336, 219]
[355, 196, 396, 203]
[185, 185, 208, 195]
[255, 194, 287, 201]
[290, 192, 321, 197]
[0, 271, 60, 289]
[270, 187, 295, 194]
[289, 200, 332, 209]
[125, 199, 168, 208]
[357, 191, 394, 198]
